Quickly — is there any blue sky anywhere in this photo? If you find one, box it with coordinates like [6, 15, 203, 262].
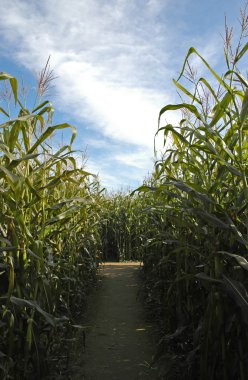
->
[0, 0, 243, 190]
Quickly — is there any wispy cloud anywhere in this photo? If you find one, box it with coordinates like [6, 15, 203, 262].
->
[0, 0, 225, 189]
[114, 150, 152, 170]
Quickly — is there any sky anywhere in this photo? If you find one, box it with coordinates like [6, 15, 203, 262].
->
[0, 0, 243, 191]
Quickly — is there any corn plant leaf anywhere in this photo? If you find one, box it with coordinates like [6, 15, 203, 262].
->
[8, 153, 40, 170]
[172, 79, 201, 104]
[197, 77, 219, 102]
[0, 237, 12, 246]
[224, 214, 247, 246]
[0, 246, 18, 252]
[177, 47, 232, 93]
[159, 103, 202, 123]
[219, 251, 248, 271]
[172, 180, 216, 205]
[14, 213, 33, 239]
[71, 324, 89, 329]
[210, 92, 233, 127]
[131, 185, 157, 195]
[0, 165, 19, 185]
[24, 177, 42, 200]
[224, 70, 248, 88]
[193, 209, 230, 230]
[10, 296, 55, 327]
[0, 114, 39, 130]
[195, 272, 222, 284]
[234, 41, 248, 64]
[157, 124, 189, 145]
[0, 107, 9, 117]
[50, 197, 88, 210]
[0, 141, 15, 160]
[7, 257, 14, 300]
[32, 100, 50, 113]
[28, 123, 77, 154]
[222, 275, 248, 325]
[45, 205, 81, 225]
[26, 248, 44, 261]
[240, 88, 248, 126]
[37, 106, 54, 117]
[0, 72, 18, 103]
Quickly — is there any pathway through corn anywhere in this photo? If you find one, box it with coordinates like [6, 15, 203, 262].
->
[71, 262, 159, 380]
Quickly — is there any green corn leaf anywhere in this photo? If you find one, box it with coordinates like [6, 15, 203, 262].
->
[159, 103, 202, 124]
[14, 213, 33, 239]
[0, 165, 19, 185]
[177, 47, 232, 93]
[50, 197, 88, 210]
[0, 114, 37, 129]
[193, 209, 230, 230]
[10, 296, 55, 327]
[172, 180, 216, 205]
[172, 79, 202, 104]
[234, 41, 248, 64]
[45, 205, 81, 225]
[210, 92, 233, 127]
[32, 100, 50, 113]
[240, 88, 248, 126]
[7, 257, 15, 300]
[0, 72, 18, 103]
[28, 123, 77, 154]
[7, 153, 40, 170]
[197, 77, 219, 102]
[224, 70, 248, 88]
[8, 121, 21, 153]
[0, 107, 9, 117]
[224, 214, 247, 246]
[157, 124, 189, 145]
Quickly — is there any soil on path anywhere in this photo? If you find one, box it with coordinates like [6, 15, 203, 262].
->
[71, 262, 159, 380]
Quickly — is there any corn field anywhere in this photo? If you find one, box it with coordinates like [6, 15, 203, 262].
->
[100, 193, 151, 261]
[1, 6, 248, 380]
[134, 15, 248, 380]
[100, 12, 248, 380]
[0, 72, 103, 379]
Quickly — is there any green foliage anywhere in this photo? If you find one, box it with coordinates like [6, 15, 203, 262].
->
[135, 12, 248, 380]
[0, 74, 103, 379]
[101, 8, 248, 380]
[99, 192, 151, 261]
[1, 6, 248, 380]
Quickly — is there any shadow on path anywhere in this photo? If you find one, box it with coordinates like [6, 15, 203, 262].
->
[71, 262, 159, 380]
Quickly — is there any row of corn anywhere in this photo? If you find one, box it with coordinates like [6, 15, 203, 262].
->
[101, 13, 248, 380]
[0, 73, 104, 379]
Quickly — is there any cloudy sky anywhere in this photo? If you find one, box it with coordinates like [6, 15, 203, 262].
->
[0, 0, 242, 190]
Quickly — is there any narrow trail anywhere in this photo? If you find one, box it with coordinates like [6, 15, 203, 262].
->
[71, 262, 159, 380]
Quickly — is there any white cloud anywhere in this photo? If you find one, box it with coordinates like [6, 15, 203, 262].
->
[86, 157, 132, 190]
[114, 149, 152, 169]
[57, 65, 166, 147]
[86, 137, 111, 149]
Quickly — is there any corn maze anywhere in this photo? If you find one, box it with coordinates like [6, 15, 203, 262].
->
[1, 9, 248, 380]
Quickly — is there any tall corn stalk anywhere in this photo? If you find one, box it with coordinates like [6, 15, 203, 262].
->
[0, 72, 102, 379]
[134, 8, 248, 380]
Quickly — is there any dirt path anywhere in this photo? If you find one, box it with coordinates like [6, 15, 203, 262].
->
[71, 262, 158, 380]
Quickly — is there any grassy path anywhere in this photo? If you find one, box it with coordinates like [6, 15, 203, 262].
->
[72, 262, 158, 380]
